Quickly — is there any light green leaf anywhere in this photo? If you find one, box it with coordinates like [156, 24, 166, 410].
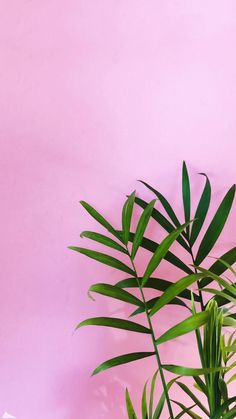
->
[142, 221, 192, 287]
[195, 185, 236, 265]
[153, 377, 178, 419]
[126, 388, 138, 419]
[80, 231, 128, 254]
[80, 200, 123, 242]
[92, 352, 154, 375]
[68, 247, 135, 276]
[172, 400, 201, 419]
[227, 373, 236, 384]
[176, 381, 210, 416]
[198, 266, 236, 290]
[131, 199, 156, 260]
[149, 370, 158, 418]
[122, 191, 136, 245]
[163, 364, 223, 376]
[223, 316, 236, 328]
[89, 283, 143, 307]
[224, 345, 236, 353]
[76, 317, 151, 334]
[141, 382, 148, 419]
[150, 273, 203, 317]
[202, 288, 236, 306]
[200, 247, 236, 288]
[190, 174, 211, 246]
[156, 312, 209, 345]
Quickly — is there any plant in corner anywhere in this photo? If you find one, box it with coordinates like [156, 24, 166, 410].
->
[69, 162, 236, 418]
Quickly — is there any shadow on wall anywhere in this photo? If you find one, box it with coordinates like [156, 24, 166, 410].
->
[54, 365, 134, 419]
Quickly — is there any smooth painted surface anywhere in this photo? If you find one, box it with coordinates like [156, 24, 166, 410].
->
[0, 1, 236, 418]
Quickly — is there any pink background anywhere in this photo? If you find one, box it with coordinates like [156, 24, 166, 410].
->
[1, 1, 236, 418]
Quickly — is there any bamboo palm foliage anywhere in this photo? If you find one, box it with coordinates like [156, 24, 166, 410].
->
[69, 162, 236, 418]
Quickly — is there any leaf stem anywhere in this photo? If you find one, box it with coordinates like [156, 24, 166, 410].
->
[127, 247, 174, 419]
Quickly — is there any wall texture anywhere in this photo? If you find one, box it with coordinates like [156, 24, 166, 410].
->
[0, 1, 236, 418]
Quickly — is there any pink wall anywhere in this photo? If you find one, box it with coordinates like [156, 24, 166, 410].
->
[1, 1, 236, 418]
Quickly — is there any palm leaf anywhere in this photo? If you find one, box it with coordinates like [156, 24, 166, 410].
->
[92, 352, 154, 375]
[89, 283, 143, 306]
[126, 388, 138, 419]
[150, 273, 203, 317]
[122, 191, 136, 245]
[80, 231, 128, 254]
[131, 199, 156, 260]
[134, 197, 190, 253]
[155, 312, 209, 345]
[116, 277, 200, 301]
[80, 200, 123, 242]
[142, 221, 191, 287]
[68, 247, 135, 276]
[190, 174, 211, 246]
[195, 185, 236, 265]
[76, 317, 151, 334]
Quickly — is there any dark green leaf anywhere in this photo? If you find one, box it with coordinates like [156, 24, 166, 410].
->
[76, 317, 150, 334]
[123, 232, 193, 275]
[190, 174, 211, 246]
[218, 377, 228, 405]
[89, 283, 143, 307]
[126, 388, 138, 419]
[134, 197, 191, 253]
[182, 161, 191, 237]
[195, 185, 236, 265]
[80, 200, 123, 242]
[138, 180, 181, 228]
[156, 312, 209, 345]
[92, 352, 154, 375]
[122, 191, 136, 245]
[150, 273, 203, 317]
[68, 247, 135, 276]
[130, 296, 189, 317]
[131, 199, 156, 260]
[116, 277, 200, 301]
[80, 231, 128, 254]
[142, 221, 191, 287]
[223, 408, 236, 419]
[193, 376, 207, 396]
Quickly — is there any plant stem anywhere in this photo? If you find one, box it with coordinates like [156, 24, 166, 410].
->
[126, 247, 174, 419]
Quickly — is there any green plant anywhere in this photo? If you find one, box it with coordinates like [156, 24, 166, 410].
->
[69, 162, 236, 418]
